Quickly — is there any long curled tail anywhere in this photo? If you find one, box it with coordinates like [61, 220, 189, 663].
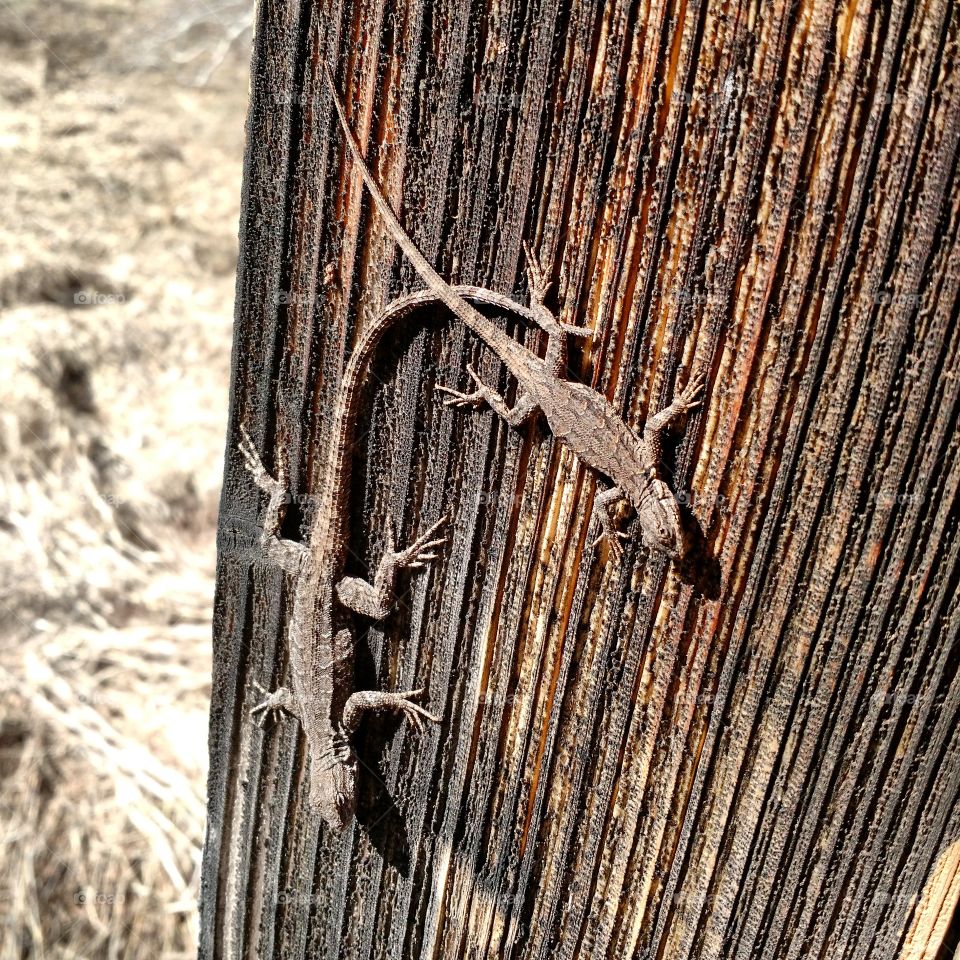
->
[321, 64, 529, 375]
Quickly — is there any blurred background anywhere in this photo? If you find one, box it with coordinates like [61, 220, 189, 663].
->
[0, 0, 252, 954]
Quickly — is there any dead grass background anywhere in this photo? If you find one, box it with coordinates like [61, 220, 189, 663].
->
[0, 1, 251, 955]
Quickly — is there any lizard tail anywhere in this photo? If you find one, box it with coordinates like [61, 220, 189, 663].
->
[321, 64, 528, 376]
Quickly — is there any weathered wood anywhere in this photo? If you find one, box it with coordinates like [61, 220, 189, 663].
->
[201, 1, 960, 957]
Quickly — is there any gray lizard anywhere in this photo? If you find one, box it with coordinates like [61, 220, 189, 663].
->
[242, 73, 708, 834]
[242, 283, 568, 832]
[325, 66, 706, 561]
[239, 279, 454, 830]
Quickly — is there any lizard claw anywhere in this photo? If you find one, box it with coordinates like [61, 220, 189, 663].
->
[238, 425, 263, 475]
[523, 239, 551, 302]
[251, 699, 278, 727]
[436, 365, 490, 409]
[392, 688, 443, 730]
[251, 685, 296, 728]
[437, 384, 485, 408]
[590, 529, 629, 561]
[677, 372, 707, 411]
[396, 514, 449, 570]
[590, 511, 630, 560]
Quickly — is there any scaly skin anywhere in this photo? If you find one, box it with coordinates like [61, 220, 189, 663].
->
[325, 66, 706, 560]
[242, 285, 567, 831]
[244, 67, 708, 833]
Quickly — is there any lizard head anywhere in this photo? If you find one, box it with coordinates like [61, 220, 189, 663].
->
[638, 477, 687, 558]
[310, 756, 357, 833]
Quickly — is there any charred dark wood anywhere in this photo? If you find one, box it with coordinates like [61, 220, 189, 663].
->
[201, 1, 960, 957]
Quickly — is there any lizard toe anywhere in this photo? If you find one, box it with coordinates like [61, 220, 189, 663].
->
[415, 704, 443, 724]
[438, 386, 481, 408]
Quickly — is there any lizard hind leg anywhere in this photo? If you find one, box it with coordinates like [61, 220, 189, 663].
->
[590, 485, 630, 561]
[437, 364, 540, 427]
[238, 425, 309, 574]
[342, 688, 442, 737]
[250, 683, 300, 727]
[522, 241, 595, 376]
[336, 513, 449, 620]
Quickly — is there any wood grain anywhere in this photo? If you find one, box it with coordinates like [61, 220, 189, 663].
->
[201, 1, 960, 957]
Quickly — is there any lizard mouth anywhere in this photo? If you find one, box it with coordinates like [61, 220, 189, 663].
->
[310, 759, 357, 833]
[653, 501, 686, 558]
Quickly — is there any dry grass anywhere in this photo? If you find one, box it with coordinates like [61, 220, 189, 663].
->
[0, 625, 210, 957]
[0, 0, 250, 955]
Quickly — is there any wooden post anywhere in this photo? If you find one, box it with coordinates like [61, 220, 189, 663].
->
[201, 1, 960, 957]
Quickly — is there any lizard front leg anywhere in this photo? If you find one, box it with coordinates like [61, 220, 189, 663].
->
[238, 425, 309, 574]
[640, 373, 706, 471]
[522, 241, 594, 376]
[437, 363, 540, 427]
[250, 683, 300, 727]
[336, 514, 448, 620]
[590, 485, 631, 560]
[342, 688, 442, 737]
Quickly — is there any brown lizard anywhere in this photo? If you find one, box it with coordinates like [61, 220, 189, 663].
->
[325, 66, 706, 560]
[239, 281, 453, 830]
[241, 282, 566, 832]
[242, 72, 707, 832]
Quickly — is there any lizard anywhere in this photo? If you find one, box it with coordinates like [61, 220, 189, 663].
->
[324, 65, 706, 561]
[240, 280, 574, 832]
[242, 71, 708, 832]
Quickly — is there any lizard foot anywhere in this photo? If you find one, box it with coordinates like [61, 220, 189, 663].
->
[251, 683, 297, 727]
[239, 425, 287, 497]
[675, 371, 707, 412]
[436, 364, 490, 409]
[590, 485, 630, 561]
[590, 499, 630, 561]
[523, 239, 552, 303]
[388, 512, 450, 572]
[590, 527, 631, 562]
[382, 688, 443, 734]
[343, 687, 443, 736]
[336, 514, 449, 619]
